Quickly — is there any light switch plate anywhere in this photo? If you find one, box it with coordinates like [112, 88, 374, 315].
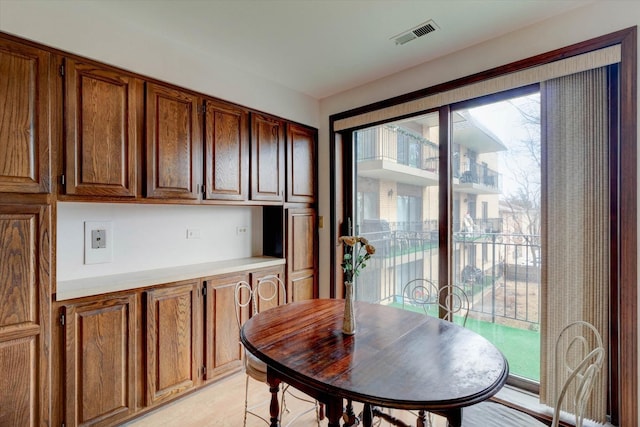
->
[84, 221, 113, 264]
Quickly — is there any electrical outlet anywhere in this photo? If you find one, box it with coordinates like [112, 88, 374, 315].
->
[186, 228, 201, 239]
[236, 226, 248, 235]
[84, 221, 113, 264]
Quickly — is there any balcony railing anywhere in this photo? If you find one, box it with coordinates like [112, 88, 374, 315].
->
[454, 160, 502, 191]
[356, 125, 439, 173]
[354, 228, 541, 329]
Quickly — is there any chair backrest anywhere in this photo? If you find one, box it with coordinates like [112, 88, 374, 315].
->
[551, 320, 605, 427]
[234, 275, 287, 330]
[402, 279, 470, 326]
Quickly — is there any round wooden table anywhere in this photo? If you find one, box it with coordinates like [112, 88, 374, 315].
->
[240, 299, 509, 427]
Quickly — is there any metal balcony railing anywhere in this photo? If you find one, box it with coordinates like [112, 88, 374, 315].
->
[454, 160, 502, 191]
[353, 228, 541, 329]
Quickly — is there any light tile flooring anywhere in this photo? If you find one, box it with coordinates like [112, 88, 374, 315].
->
[122, 372, 447, 426]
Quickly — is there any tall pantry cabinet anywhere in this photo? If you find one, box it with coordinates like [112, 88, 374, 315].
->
[0, 36, 54, 426]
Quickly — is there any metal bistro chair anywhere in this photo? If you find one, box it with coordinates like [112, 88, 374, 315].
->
[402, 278, 470, 326]
[234, 275, 321, 427]
[462, 320, 605, 427]
[368, 279, 471, 427]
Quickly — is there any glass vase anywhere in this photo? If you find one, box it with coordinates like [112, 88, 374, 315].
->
[342, 281, 356, 335]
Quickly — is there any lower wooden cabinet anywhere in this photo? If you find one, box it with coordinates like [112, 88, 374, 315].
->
[286, 208, 318, 302]
[144, 281, 202, 406]
[54, 265, 286, 426]
[62, 294, 137, 427]
[203, 272, 249, 381]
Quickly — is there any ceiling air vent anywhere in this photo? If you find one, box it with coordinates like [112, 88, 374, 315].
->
[391, 19, 439, 46]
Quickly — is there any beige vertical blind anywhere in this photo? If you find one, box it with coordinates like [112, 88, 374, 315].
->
[334, 45, 620, 132]
[540, 67, 609, 423]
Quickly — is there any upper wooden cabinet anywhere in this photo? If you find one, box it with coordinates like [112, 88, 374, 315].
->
[146, 83, 202, 200]
[64, 59, 143, 197]
[286, 123, 316, 204]
[0, 38, 51, 193]
[203, 99, 249, 201]
[250, 113, 285, 202]
[0, 203, 51, 426]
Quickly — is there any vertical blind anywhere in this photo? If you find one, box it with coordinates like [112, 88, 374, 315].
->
[540, 67, 609, 423]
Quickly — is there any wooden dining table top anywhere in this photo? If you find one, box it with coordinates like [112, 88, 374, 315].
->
[240, 298, 509, 426]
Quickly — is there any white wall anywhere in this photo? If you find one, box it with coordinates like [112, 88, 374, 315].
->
[57, 203, 262, 281]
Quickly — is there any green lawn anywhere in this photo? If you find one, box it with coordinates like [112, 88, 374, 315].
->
[465, 317, 540, 381]
[388, 302, 540, 381]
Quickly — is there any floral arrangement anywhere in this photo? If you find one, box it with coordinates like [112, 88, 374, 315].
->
[338, 235, 376, 283]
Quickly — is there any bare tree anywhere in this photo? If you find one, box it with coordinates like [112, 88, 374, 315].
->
[502, 95, 541, 264]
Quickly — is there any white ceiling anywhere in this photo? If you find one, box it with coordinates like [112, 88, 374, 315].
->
[87, 0, 593, 100]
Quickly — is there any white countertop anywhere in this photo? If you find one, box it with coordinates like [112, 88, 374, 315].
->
[56, 256, 286, 301]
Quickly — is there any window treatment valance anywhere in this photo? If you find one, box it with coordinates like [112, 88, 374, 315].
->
[333, 45, 620, 132]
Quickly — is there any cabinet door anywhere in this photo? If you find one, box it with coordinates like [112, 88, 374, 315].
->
[0, 204, 51, 426]
[203, 272, 249, 381]
[0, 38, 51, 193]
[286, 123, 316, 203]
[63, 294, 137, 427]
[251, 266, 286, 310]
[64, 59, 143, 197]
[146, 83, 201, 200]
[287, 208, 318, 302]
[204, 99, 249, 201]
[251, 113, 284, 202]
[145, 281, 201, 405]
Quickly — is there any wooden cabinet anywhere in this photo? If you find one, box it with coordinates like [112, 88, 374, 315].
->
[203, 272, 249, 381]
[146, 83, 202, 200]
[61, 294, 137, 426]
[251, 266, 286, 307]
[203, 99, 249, 201]
[0, 38, 51, 193]
[251, 113, 285, 202]
[0, 203, 51, 426]
[287, 208, 318, 301]
[286, 123, 316, 203]
[144, 281, 201, 405]
[63, 58, 143, 197]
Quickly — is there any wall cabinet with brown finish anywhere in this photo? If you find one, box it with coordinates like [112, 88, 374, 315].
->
[251, 113, 285, 202]
[63, 58, 143, 197]
[0, 203, 51, 426]
[0, 38, 52, 194]
[286, 208, 318, 302]
[286, 123, 316, 204]
[203, 99, 249, 201]
[61, 294, 137, 427]
[144, 280, 202, 406]
[146, 83, 202, 200]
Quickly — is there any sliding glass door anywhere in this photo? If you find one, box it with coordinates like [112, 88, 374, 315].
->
[352, 91, 543, 384]
[353, 111, 440, 304]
